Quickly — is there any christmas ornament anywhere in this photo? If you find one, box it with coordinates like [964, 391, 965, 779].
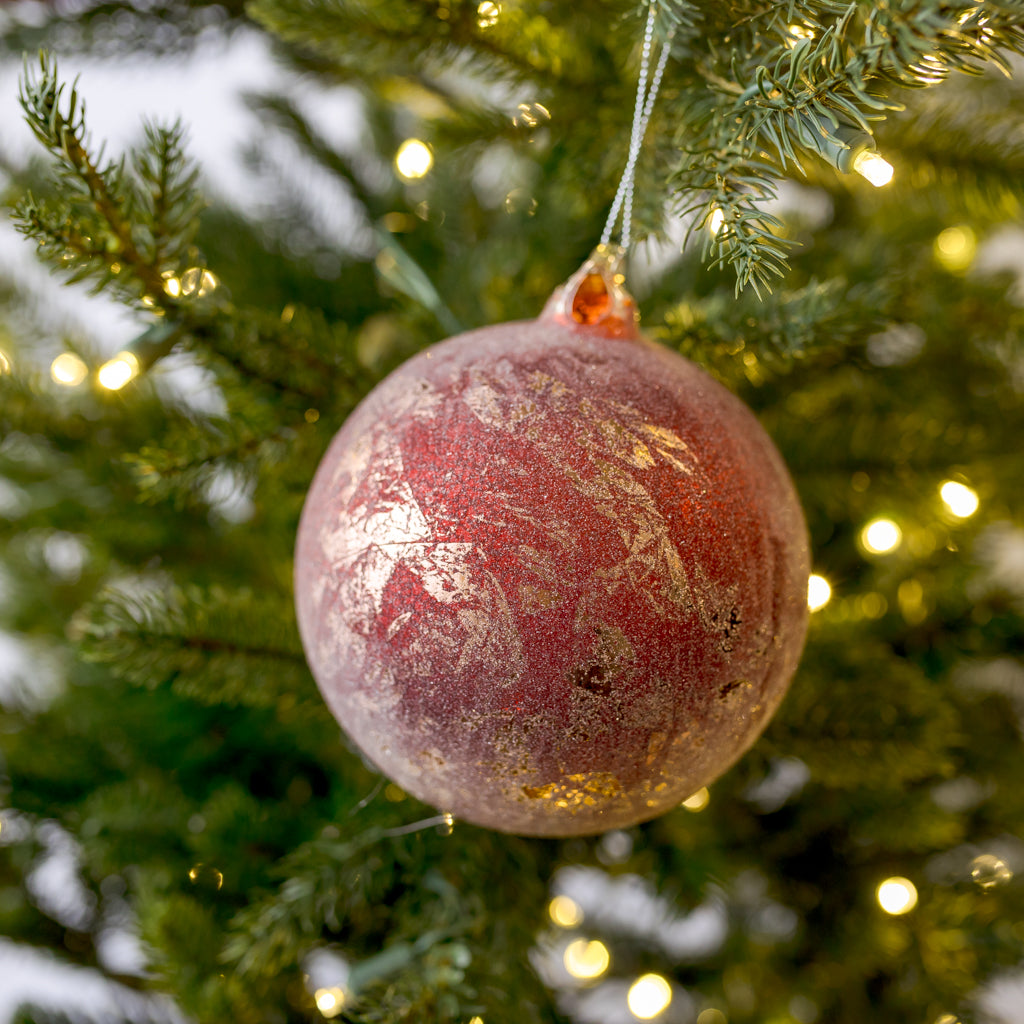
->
[294, 6, 809, 836]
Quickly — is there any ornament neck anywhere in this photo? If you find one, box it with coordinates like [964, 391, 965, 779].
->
[540, 244, 641, 340]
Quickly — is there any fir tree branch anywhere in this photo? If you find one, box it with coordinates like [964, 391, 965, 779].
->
[15, 53, 172, 302]
[76, 583, 322, 713]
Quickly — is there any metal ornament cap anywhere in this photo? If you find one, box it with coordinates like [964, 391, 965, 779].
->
[541, 244, 641, 340]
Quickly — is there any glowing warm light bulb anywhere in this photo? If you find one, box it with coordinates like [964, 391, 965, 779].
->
[549, 895, 584, 928]
[97, 352, 141, 391]
[51, 352, 89, 386]
[161, 270, 182, 297]
[970, 853, 1013, 889]
[0, 349, 10, 374]
[861, 518, 902, 555]
[627, 973, 673, 1020]
[513, 102, 550, 129]
[807, 574, 832, 612]
[314, 987, 346, 1017]
[476, 1, 500, 28]
[180, 267, 219, 298]
[940, 480, 979, 518]
[708, 207, 725, 235]
[563, 938, 610, 980]
[934, 226, 977, 272]
[876, 876, 918, 915]
[787, 23, 815, 41]
[395, 139, 434, 181]
[853, 150, 894, 187]
[682, 787, 710, 812]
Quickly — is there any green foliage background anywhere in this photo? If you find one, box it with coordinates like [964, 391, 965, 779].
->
[1, 2, 1024, 1023]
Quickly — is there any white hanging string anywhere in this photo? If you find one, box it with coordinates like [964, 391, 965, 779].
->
[600, 3, 675, 253]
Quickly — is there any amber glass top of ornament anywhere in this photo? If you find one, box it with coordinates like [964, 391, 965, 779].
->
[541, 244, 641, 340]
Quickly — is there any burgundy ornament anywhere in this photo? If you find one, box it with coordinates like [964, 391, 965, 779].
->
[295, 247, 809, 836]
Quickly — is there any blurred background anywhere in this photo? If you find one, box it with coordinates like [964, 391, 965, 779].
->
[1, 1, 1024, 1023]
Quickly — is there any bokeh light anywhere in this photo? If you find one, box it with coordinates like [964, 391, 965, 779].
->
[940, 480, 979, 518]
[476, 1, 500, 28]
[98, 352, 141, 391]
[807, 574, 832, 612]
[934, 226, 977, 272]
[314, 987, 345, 1018]
[861, 518, 902, 555]
[696, 1010, 727, 1024]
[549, 894, 583, 928]
[188, 862, 224, 890]
[970, 853, 1013, 889]
[180, 267, 219, 298]
[513, 102, 550, 129]
[682, 787, 710, 812]
[853, 150, 894, 187]
[627, 973, 673, 1019]
[395, 139, 434, 181]
[0, 349, 11, 374]
[563, 938, 609, 979]
[162, 269, 182, 297]
[876, 877, 917, 915]
[50, 352, 88, 386]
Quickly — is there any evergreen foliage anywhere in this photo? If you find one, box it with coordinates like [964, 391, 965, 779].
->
[2, 2, 1024, 1024]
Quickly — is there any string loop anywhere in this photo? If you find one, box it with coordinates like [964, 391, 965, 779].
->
[600, 3, 675, 253]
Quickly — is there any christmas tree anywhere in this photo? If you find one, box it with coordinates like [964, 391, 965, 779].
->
[2, 1, 1024, 1022]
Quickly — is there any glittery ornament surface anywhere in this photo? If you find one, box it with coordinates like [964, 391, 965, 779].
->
[295, 304, 809, 836]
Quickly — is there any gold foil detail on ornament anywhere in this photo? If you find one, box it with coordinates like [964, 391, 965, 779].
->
[522, 771, 624, 811]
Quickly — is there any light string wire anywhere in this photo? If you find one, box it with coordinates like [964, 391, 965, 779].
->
[600, 3, 676, 252]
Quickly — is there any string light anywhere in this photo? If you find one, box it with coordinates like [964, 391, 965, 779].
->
[934, 226, 977, 272]
[395, 139, 434, 182]
[627, 974, 673, 1020]
[549, 895, 584, 928]
[97, 352, 141, 391]
[476, 1, 500, 28]
[708, 207, 725, 235]
[188, 863, 224, 889]
[0, 349, 11, 374]
[970, 853, 1012, 889]
[314, 987, 346, 1018]
[852, 150, 895, 187]
[563, 938, 610, 979]
[860, 518, 902, 555]
[807, 574, 832, 612]
[50, 352, 89, 386]
[682, 787, 710, 812]
[876, 877, 917, 915]
[179, 267, 219, 298]
[161, 270, 182, 297]
[513, 102, 551, 129]
[940, 480, 979, 518]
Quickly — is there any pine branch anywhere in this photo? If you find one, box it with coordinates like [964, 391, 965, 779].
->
[75, 583, 322, 713]
[247, 0, 596, 89]
[661, 277, 891, 382]
[15, 52, 174, 303]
